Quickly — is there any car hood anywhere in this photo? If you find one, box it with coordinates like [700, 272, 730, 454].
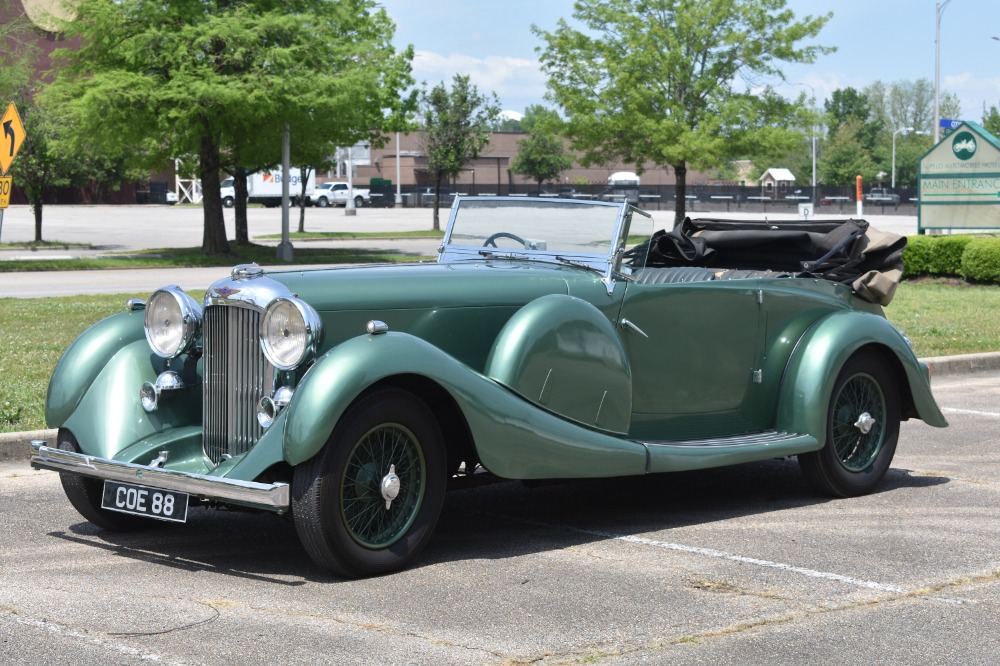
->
[265, 260, 595, 312]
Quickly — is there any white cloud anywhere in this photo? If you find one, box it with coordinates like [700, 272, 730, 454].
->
[411, 50, 549, 112]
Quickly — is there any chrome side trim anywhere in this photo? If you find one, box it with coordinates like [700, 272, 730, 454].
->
[29, 443, 289, 513]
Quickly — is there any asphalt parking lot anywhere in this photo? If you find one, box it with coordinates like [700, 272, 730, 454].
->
[1, 370, 998, 665]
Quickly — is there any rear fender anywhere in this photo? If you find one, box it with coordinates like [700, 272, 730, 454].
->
[776, 310, 948, 439]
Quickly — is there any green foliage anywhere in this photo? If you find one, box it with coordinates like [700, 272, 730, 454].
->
[904, 235, 1000, 285]
[902, 235, 934, 278]
[420, 75, 501, 229]
[511, 106, 573, 189]
[960, 238, 1000, 284]
[934, 235, 976, 275]
[534, 0, 832, 226]
[818, 119, 877, 185]
[983, 106, 1000, 137]
[42, 0, 415, 254]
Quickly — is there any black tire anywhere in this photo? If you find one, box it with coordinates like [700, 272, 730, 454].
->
[56, 430, 152, 531]
[799, 351, 901, 497]
[317, 197, 329, 208]
[354, 195, 364, 208]
[222, 196, 235, 208]
[292, 388, 447, 577]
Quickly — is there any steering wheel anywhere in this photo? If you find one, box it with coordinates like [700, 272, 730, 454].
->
[483, 232, 529, 249]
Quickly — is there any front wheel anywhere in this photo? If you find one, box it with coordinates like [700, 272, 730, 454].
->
[56, 430, 153, 531]
[317, 197, 329, 208]
[292, 388, 447, 577]
[799, 351, 901, 497]
[222, 196, 234, 208]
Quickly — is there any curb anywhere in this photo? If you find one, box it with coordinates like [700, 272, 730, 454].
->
[4, 352, 1000, 465]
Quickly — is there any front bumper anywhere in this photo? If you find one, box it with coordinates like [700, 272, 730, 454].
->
[30, 441, 290, 513]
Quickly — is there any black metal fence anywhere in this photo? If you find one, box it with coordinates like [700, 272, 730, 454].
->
[370, 183, 920, 216]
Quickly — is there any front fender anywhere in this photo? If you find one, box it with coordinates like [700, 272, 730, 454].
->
[281, 331, 648, 479]
[46, 310, 146, 427]
[776, 310, 948, 439]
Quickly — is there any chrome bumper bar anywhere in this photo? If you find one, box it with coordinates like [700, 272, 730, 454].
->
[30, 441, 289, 513]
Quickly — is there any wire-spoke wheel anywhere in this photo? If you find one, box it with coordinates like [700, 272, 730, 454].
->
[799, 351, 901, 497]
[292, 388, 446, 577]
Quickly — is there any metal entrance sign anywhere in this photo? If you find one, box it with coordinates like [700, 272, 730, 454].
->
[918, 122, 1000, 232]
[1, 102, 26, 175]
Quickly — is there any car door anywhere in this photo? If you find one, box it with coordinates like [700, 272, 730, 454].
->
[617, 278, 763, 440]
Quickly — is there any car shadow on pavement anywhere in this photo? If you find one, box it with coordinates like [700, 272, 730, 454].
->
[45, 459, 949, 582]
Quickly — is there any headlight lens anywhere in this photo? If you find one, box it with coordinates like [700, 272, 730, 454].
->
[260, 298, 322, 370]
[144, 286, 202, 358]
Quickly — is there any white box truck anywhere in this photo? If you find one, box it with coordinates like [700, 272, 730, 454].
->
[219, 168, 316, 208]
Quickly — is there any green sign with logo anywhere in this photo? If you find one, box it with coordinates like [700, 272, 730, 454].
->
[919, 122, 1000, 231]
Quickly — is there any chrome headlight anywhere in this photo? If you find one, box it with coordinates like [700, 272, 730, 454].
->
[144, 286, 202, 358]
[260, 297, 322, 370]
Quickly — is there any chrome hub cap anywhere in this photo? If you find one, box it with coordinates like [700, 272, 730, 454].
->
[853, 411, 876, 435]
[381, 464, 401, 510]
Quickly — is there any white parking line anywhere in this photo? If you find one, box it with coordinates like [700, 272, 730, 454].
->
[942, 407, 1000, 418]
[493, 513, 908, 594]
[588, 530, 908, 593]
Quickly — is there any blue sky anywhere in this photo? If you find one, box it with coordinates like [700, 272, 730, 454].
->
[378, 0, 1000, 124]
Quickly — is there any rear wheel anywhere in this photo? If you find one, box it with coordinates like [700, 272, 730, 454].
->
[354, 195, 364, 208]
[292, 388, 447, 577]
[56, 430, 152, 531]
[799, 351, 901, 497]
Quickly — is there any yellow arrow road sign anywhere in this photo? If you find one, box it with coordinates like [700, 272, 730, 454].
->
[1, 102, 26, 175]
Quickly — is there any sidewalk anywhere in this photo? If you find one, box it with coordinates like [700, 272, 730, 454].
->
[4, 351, 999, 464]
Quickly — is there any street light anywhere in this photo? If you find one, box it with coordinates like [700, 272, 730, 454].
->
[934, 0, 955, 143]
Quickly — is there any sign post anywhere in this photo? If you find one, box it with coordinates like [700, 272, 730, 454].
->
[0, 102, 27, 242]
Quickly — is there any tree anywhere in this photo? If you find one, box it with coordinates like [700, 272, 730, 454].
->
[984, 105, 1000, 137]
[45, 0, 414, 256]
[420, 75, 501, 230]
[534, 0, 832, 226]
[825, 87, 880, 151]
[510, 105, 573, 192]
[818, 119, 878, 186]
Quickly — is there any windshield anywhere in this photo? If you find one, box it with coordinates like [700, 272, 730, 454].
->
[442, 197, 627, 258]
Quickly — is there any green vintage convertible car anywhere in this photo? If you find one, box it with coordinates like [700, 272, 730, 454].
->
[31, 196, 946, 577]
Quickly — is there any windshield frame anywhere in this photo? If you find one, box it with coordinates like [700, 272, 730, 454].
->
[438, 196, 650, 290]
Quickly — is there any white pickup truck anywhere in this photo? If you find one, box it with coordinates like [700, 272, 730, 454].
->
[310, 182, 370, 208]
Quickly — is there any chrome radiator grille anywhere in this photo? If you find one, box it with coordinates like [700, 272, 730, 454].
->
[202, 304, 275, 464]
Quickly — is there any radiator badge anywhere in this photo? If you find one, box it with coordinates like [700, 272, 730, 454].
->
[215, 286, 241, 299]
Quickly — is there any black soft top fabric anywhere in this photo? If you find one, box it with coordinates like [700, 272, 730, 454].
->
[624, 217, 907, 304]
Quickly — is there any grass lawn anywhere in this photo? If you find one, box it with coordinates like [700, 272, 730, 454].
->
[0, 243, 433, 272]
[1, 280, 997, 434]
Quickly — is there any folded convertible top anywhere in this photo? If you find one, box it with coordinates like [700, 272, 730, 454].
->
[625, 217, 906, 305]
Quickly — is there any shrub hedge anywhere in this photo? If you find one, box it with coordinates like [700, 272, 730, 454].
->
[902, 234, 1000, 285]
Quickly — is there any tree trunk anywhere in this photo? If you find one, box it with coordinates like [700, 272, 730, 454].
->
[199, 133, 230, 255]
[432, 171, 443, 231]
[234, 168, 249, 245]
[32, 201, 43, 242]
[297, 167, 312, 233]
[673, 162, 687, 228]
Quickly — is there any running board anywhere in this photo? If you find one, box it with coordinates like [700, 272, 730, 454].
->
[639, 431, 820, 473]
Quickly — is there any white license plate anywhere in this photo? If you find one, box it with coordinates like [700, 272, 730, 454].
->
[101, 481, 189, 523]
